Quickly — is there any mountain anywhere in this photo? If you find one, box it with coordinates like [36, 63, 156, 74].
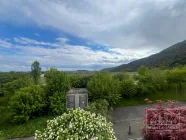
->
[102, 40, 186, 72]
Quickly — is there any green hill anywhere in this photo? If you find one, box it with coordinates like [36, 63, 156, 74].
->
[102, 40, 186, 72]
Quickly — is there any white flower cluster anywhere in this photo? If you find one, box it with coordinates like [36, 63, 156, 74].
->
[35, 108, 116, 140]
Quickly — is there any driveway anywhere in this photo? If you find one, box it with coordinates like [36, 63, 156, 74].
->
[9, 102, 186, 140]
[111, 102, 186, 140]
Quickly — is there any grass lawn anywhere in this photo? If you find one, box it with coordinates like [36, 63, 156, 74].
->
[0, 96, 55, 140]
[115, 87, 186, 108]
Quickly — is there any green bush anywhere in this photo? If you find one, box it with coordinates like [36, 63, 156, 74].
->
[86, 99, 109, 118]
[3, 77, 32, 96]
[44, 68, 70, 115]
[35, 108, 116, 140]
[44, 68, 70, 96]
[135, 84, 149, 96]
[49, 91, 66, 115]
[70, 74, 92, 88]
[119, 79, 136, 98]
[9, 85, 46, 124]
[113, 72, 129, 81]
[136, 66, 168, 93]
[87, 72, 120, 107]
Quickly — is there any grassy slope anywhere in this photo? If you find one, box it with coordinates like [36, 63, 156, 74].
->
[0, 96, 55, 139]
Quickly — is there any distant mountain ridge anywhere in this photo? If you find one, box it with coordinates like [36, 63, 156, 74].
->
[102, 40, 186, 72]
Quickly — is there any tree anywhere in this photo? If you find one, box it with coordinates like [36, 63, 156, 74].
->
[44, 67, 71, 95]
[87, 72, 120, 107]
[166, 67, 186, 90]
[9, 85, 46, 124]
[3, 77, 32, 96]
[112, 72, 129, 81]
[119, 79, 136, 98]
[31, 61, 41, 85]
[44, 67, 71, 114]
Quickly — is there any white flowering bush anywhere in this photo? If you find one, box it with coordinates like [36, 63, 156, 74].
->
[35, 108, 116, 140]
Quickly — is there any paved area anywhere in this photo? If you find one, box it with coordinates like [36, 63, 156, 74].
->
[111, 102, 186, 140]
[9, 102, 186, 140]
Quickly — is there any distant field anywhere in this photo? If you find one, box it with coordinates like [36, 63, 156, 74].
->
[66, 71, 138, 77]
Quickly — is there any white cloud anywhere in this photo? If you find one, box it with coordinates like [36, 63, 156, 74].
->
[0, 37, 159, 71]
[0, 0, 185, 50]
[0, 39, 12, 48]
[35, 33, 40, 36]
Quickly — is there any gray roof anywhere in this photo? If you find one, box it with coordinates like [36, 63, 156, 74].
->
[67, 88, 88, 95]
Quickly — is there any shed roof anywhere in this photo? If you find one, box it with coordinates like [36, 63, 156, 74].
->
[67, 88, 88, 95]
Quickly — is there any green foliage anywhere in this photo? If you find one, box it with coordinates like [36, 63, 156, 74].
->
[49, 91, 66, 115]
[44, 67, 70, 96]
[0, 71, 29, 85]
[44, 68, 70, 115]
[31, 61, 41, 85]
[0, 71, 29, 95]
[3, 77, 32, 96]
[166, 66, 186, 89]
[70, 74, 92, 88]
[135, 83, 149, 96]
[86, 99, 109, 118]
[35, 108, 116, 140]
[136, 66, 167, 94]
[112, 72, 129, 81]
[9, 85, 46, 124]
[87, 72, 120, 107]
[119, 79, 136, 98]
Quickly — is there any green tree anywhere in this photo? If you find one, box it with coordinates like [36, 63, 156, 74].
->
[86, 99, 109, 118]
[44, 67, 71, 114]
[113, 72, 129, 81]
[166, 67, 186, 89]
[9, 85, 46, 124]
[119, 79, 136, 98]
[70, 74, 92, 88]
[136, 66, 167, 93]
[44, 67, 70, 95]
[3, 77, 32, 96]
[31, 61, 41, 85]
[87, 72, 120, 107]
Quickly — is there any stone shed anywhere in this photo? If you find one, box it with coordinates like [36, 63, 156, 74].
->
[66, 88, 88, 109]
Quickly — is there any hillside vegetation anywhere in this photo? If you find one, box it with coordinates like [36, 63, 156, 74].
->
[102, 40, 186, 72]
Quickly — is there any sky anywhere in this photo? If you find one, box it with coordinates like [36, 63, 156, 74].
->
[0, 0, 186, 71]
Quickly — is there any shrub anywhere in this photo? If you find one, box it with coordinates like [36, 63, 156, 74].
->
[136, 67, 168, 93]
[141, 99, 186, 140]
[44, 68, 70, 96]
[3, 77, 32, 96]
[35, 108, 116, 140]
[119, 79, 136, 98]
[9, 85, 46, 123]
[44, 68, 70, 115]
[135, 84, 149, 96]
[86, 99, 109, 118]
[87, 72, 120, 107]
[70, 74, 92, 88]
[113, 72, 129, 81]
[49, 91, 66, 115]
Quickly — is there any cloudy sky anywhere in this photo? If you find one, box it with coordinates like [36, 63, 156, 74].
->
[0, 0, 186, 71]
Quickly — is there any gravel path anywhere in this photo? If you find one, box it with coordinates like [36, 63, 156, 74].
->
[111, 102, 186, 140]
[8, 102, 186, 140]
